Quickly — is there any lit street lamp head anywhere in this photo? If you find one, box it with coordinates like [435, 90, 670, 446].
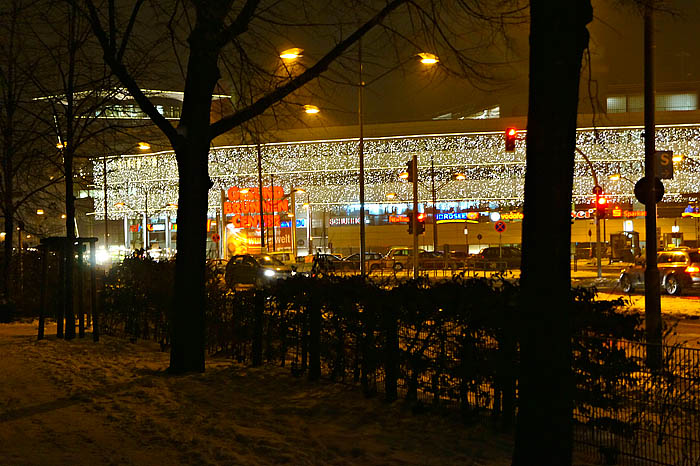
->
[303, 104, 320, 114]
[418, 52, 439, 65]
[280, 48, 303, 60]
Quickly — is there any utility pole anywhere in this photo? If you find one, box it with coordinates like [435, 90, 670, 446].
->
[644, 2, 662, 369]
[411, 155, 419, 278]
[358, 39, 367, 276]
[103, 156, 108, 248]
[256, 143, 266, 251]
[270, 174, 276, 252]
[431, 156, 438, 252]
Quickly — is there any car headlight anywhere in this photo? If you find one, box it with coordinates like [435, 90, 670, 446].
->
[263, 269, 276, 277]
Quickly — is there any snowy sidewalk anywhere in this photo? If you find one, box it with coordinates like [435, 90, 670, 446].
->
[1, 322, 518, 466]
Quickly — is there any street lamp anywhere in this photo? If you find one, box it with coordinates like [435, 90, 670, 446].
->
[303, 104, 320, 114]
[357, 49, 440, 276]
[280, 48, 303, 60]
[417, 52, 439, 65]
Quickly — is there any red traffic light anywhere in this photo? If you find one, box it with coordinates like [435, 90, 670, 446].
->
[417, 213, 426, 221]
[505, 128, 517, 152]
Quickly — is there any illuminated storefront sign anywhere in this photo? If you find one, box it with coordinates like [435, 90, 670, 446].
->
[223, 186, 289, 228]
[389, 215, 409, 223]
[435, 212, 481, 223]
[329, 217, 360, 226]
[501, 212, 524, 220]
[572, 207, 646, 219]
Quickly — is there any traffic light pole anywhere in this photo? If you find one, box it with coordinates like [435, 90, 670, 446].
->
[412, 155, 419, 279]
[644, 3, 662, 370]
[431, 156, 438, 253]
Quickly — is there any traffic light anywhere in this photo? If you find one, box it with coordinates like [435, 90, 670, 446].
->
[400, 159, 414, 182]
[595, 194, 607, 219]
[505, 127, 517, 152]
[416, 212, 426, 234]
[407, 212, 414, 234]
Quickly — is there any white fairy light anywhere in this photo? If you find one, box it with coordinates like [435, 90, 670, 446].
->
[92, 124, 700, 220]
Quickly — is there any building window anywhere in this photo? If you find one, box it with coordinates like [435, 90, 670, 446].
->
[607, 93, 697, 113]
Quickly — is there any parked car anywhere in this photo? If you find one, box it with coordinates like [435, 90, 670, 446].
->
[311, 253, 344, 274]
[418, 251, 447, 270]
[619, 249, 700, 295]
[341, 252, 384, 271]
[225, 254, 293, 288]
[472, 246, 521, 270]
[369, 247, 427, 272]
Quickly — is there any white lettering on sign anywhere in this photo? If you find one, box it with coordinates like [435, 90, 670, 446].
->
[329, 217, 360, 226]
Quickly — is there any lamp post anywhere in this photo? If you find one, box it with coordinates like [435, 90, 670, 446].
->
[576, 147, 603, 278]
[357, 48, 439, 276]
[644, 1, 662, 369]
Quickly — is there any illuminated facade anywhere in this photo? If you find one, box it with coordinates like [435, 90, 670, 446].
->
[92, 119, 700, 255]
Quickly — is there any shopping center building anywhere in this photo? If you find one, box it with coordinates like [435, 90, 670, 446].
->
[89, 102, 700, 260]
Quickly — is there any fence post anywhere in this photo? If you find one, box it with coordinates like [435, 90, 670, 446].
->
[38, 244, 48, 340]
[384, 304, 399, 402]
[252, 290, 264, 367]
[308, 292, 321, 381]
[90, 245, 99, 342]
[56, 245, 65, 338]
[361, 304, 377, 397]
[77, 244, 85, 338]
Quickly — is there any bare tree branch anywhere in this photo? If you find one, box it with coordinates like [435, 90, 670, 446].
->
[209, 0, 409, 138]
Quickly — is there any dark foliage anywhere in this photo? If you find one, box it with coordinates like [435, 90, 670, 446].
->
[100, 261, 646, 438]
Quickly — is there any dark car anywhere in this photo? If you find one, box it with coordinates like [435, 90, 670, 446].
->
[225, 254, 293, 288]
[418, 251, 447, 270]
[311, 253, 343, 274]
[619, 249, 700, 295]
[472, 246, 521, 269]
[341, 252, 383, 271]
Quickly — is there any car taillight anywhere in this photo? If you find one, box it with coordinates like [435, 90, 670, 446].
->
[685, 266, 699, 273]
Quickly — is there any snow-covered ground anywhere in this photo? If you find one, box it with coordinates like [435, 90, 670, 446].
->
[1, 321, 519, 465]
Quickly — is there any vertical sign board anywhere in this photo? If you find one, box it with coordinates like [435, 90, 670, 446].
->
[655, 150, 673, 179]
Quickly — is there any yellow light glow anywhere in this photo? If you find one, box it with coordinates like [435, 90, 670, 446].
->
[239, 188, 250, 194]
[280, 48, 303, 60]
[399, 171, 409, 180]
[26, 234, 31, 239]
[293, 188, 306, 194]
[114, 202, 125, 208]
[673, 154, 684, 163]
[386, 192, 397, 200]
[61, 214, 67, 219]
[303, 105, 320, 114]
[167, 203, 178, 208]
[609, 173, 621, 181]
[138, 142, 151, 150]
[418, 52, 439, 65]
[36, 209, 45, 215]
[453, 173, 466, 181]
[56, 141, 66, 149]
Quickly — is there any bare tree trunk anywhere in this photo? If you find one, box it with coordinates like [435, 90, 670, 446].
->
[168, 19, 221, 373]
[513, 1, 592, 465]
[2, 174, 13, 305]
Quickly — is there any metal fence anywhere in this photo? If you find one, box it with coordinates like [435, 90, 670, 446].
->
[101, 268, 700, 465]
[573, 338, 700, 465]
